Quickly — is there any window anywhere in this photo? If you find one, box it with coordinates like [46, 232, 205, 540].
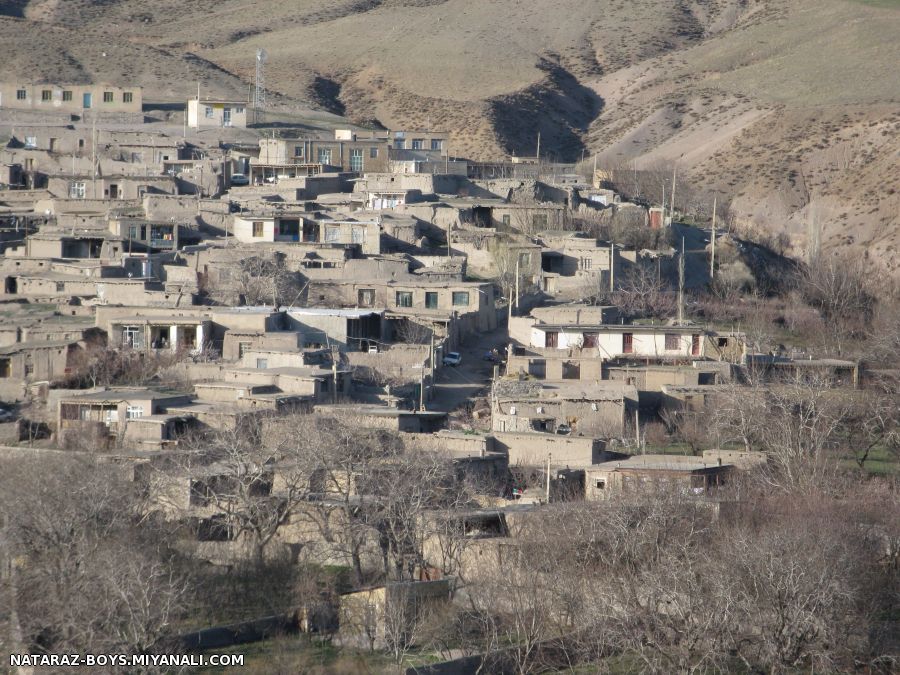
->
[623, 333, 634, 354]
[396, 291, 413, 307]
[665, 333, 680, 351]
[0, 358, 10, 378]
[562, 361, 580, 379]
[370, 147, 378, 158]
[123, 92, 133, 103]
[691, 334, 701, 356]
[425, 292, 439, 309]
[519, 252, 531, 266]
[545, 331, 559, 348]
[78, 138, 85, 148]
[412, 139, 425, 150]
[235, 106, 245, 114]
[350, 148, 363, 172]
[122, 325, 143, 348]
[68, 181, 85, 198]
[452, 291, 470, 306]
[317, 148, 332, 165]
[205, 106, 214, 118]
[252, 221, 264, 238]
[394, 139, 405, 149]
[580, 257, 593, 270]
[126, 405, 144, 419]
[324, 226, 340, 242]
[501, 214, 511, 226]
[532, 213, 549, 228]
[24, 363, 34, 377]
[595, 479, 606, 490]
[351, 226, 365, 244]
[55, 281, 65, 292]
[16, 89, 26, 100]
[62, 90, 73, 102]
[24, 136, 37, 148]
[582, 332, 598, 348]
[103, 91, 114, 103]
[294, 145, 304, 158]
[256, 358, 268, 369]
[431, 139, 442, 151]
[358, 289, 375, 307]
[238, 342, 251, 358]
[41, 89, 52, 101]
[717, 337, 728, 347]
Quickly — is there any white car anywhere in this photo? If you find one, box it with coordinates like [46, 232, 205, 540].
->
[442, 352, 462, 366]
[230, 173, 249, 186]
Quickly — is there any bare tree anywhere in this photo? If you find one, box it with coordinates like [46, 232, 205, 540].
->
[237, 252, 305, 308]
[179, 414, 320, 566]
[801, 253, 874, 356]
[0, 457, 188, 667]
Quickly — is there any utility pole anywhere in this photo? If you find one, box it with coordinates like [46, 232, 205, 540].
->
[514, 253, 520, 313]
[661, 183, 666, 226]
[418, 362, 425, 411]
[536, 132, 541, 162]
[710, 194, 717, 280]
[331, 346, 338, 404]
[545, 452, 552, 503]
[91, 115, 97, 198]
[677, 236, 685, 324]
[669, 163, 677, 224]
[634, 409, 641, 449]
[609, 243, 615, 292]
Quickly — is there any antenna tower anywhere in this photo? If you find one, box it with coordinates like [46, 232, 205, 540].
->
[254, 48, 268, 122]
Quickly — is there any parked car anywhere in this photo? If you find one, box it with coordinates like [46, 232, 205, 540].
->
[230, 173, 249, 186]
[442, 352, 462, 366]
[556, 424, 572, 435]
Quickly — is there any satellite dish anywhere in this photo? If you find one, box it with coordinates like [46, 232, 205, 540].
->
[256, 48, 268, 64]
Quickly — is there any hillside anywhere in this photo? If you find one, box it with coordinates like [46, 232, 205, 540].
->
[1, 0, 898, 269]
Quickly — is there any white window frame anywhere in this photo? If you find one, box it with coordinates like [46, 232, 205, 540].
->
[126, 405, 144, 419]
[69, 181, 86, 199]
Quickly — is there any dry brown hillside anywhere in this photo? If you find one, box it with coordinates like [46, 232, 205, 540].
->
[1, 0, 898, 269]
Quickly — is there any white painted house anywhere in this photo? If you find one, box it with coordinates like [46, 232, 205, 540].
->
[187, 99, 248, 129]
[530, 324, 707, 359]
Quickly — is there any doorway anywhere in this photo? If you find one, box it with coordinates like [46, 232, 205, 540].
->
[82, 92, 92, 109]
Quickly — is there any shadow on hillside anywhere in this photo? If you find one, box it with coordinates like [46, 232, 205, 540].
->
[489, 56, 604, 163]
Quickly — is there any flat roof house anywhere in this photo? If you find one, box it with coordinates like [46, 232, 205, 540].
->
[57, 387, 193, 450]
[187, 99, 248, 129]
[0, 83, 142, 115]
[585, 454, 734, 500]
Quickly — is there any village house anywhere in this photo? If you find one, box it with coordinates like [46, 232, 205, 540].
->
[46, 173, 178, 201]
[528, 323, 746, 363]
[0, 340, 78, 401]
[537, 231, 623, 296]
[257, 131, 391, 174]
[285, 308, 385, 352]
[56, 387, 193, 450]
[187, 98, 248, 129]
[583, 454, 734, 500]
[108, 216, 184, 253]
[337, 579, 453, 649]
[306, 278, 497, 337]
[0, 83, 142, 116]
[491, 378, 637, 438]
[231, 211, 382, 255]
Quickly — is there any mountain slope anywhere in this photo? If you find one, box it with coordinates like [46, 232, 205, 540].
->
[1, 0, 898, 269]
